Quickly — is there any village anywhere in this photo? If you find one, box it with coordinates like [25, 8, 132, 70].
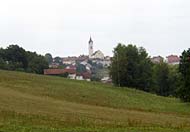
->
[44, 37, 112, 83]
[44, 37, 181, 83]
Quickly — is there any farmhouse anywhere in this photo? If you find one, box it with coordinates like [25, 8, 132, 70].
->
[44, 66, 91, 81]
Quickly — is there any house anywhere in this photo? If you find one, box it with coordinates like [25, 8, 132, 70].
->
[44, 64, 91, 81]
[101, 77, 112, 84]
[49, 63, 59, 68]
[91, 50, 104, 60]
[151, 56, 164, 64]
[83, 72, 91, 81]
[85, 64, 92, 71]
[91, 58, 111, 68]
[65, 65, 77, 70]
[77, 55, 89, 62]
[68, 74, 76, 79]
[80, 61, 88, 66]
[44, 69, 65, 75]
[44, 68, 76, 77]
[76, 72, 91, 81]
[101, 57, 111, 67]
[76, 75, 84, 80]
[80, 61, 92, 70]
[166, 55, 180, 65]
[62, 57, 77, 65]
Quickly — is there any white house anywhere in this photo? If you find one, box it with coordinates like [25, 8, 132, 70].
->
[76, 75, 84, 80]
[68, 74, 76, 79]
[91, 50, 104, 60]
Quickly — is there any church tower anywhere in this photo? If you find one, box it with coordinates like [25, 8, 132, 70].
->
[88, 36, 93, 58]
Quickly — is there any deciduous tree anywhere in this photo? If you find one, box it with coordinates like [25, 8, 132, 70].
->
[179, 49, 190, 102]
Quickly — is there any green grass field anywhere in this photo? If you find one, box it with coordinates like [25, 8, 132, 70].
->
[0, 70, 190, 132]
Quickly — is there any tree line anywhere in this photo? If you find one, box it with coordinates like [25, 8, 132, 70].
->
[0, 45, 48, 74]
[110, 44, 190, 102]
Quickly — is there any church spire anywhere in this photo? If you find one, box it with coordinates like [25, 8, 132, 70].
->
[88, 36, 93, 58]
[89, 36, 93, 43]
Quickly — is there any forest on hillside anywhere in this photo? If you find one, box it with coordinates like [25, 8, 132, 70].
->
[0, 45, 48, 74]
[110, 44, 190, 102]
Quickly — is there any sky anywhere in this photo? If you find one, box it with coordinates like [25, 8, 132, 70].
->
[0, 0, 189, 57]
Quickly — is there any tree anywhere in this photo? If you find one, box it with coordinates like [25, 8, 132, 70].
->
[0, 45, 49, 74]
[110, 44, 152, 91]
[168, 65, 181, 96]
[54, 57, 62, 64]
[76, 64, 87, 73]
[0, 58, 6, 69]
[45, 53, 53, 64]
[4, 45, 28, 70]
[110, 44, 128, 87]
[0, 48, 5, 59]
[60, 72, 69, 78]
[152, 62, 170, 96]
[136, 47, 153, 91]
[0, 48, 6, 69]
[27, 51, 49, 74]
[179, 49, 190, 102]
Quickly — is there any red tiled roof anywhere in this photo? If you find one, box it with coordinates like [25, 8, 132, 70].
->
[44, 69, 65, 75]
[44, 69, 76, 75]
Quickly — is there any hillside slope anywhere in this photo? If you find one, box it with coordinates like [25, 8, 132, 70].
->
[0, 70, 190, 132]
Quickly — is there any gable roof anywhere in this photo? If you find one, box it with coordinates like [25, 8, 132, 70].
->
[44, 69, 76, 75]
[92, 50, 103, 56]
[44, 69, 65, 75]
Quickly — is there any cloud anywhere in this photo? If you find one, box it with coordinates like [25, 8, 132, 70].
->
[0, 0, 189, 57]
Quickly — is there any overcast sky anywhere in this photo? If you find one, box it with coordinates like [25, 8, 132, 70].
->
[0, 0, 189, 57]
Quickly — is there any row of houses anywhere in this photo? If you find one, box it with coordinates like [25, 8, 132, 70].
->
[44, 65, 91, 81]
[44, 54, 112, 82]
[151, 55, 180, 65]
[49, 55, 111, 69]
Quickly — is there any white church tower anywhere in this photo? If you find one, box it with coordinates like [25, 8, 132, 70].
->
[88, 36, 94, 58]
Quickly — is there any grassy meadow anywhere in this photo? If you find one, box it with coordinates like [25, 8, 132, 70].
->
[0, 70, 190, 132]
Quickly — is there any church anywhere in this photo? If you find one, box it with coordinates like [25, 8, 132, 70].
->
[88, 37, 104, 60]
